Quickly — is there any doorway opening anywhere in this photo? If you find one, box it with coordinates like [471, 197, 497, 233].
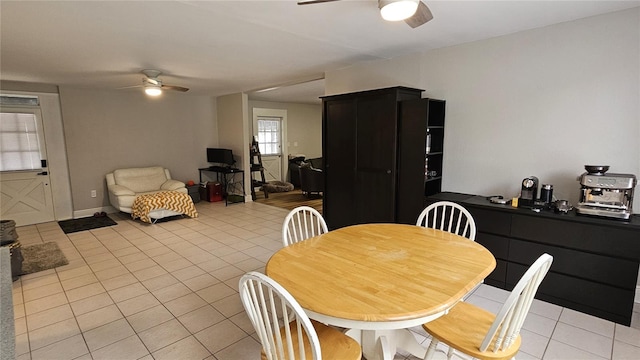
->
[0, 96, 55, 225]
[253, 108, 286, 182]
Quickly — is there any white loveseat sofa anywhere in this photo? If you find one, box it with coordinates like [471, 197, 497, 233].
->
[106, 166, 187, 214]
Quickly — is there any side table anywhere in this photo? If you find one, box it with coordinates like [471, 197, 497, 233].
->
[198, 167, 245, 205]
[186, 185, 201, 203]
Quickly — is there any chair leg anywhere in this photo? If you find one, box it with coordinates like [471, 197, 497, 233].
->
[424, 338, 439, 360]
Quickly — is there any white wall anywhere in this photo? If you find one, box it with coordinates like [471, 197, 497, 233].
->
[217, 93, 251, 198]
[325, 8, 640, 212]
[58, 87, 217, 214]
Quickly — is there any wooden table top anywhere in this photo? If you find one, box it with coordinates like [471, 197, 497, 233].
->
[265, 223, 496, 324]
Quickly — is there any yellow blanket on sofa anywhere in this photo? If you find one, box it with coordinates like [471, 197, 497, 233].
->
[131, 191, 198, 223]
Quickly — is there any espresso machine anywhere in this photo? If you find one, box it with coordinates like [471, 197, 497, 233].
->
[519, 176, 539, 208]
[576, 165, 637, 220]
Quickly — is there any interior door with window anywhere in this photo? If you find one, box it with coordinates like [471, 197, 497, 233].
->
[255, 115, 283, 182]
[0, 105, 55, 226]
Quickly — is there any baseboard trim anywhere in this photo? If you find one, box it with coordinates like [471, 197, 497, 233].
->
[73, 206, 117, 219]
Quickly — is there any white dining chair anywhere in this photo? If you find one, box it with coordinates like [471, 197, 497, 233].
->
[282, 206, 328, 247]
[422, 253, 554, 360]
[416, 201, 477, 241]
[239, 271, 361, 360]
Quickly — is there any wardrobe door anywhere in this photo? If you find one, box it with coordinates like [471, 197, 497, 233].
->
[323, 98, 357, 229]
[354, 92, 398, 223]
[397, 98, 429, 224]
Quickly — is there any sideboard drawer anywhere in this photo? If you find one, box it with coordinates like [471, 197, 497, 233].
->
[467, 207, 511, 236]
[476, 232, 509, 260]
[509, 239, 638, 289]
[510, 215, 640, 260]
[484, 259, 507, 287]
[507, 262, 635, 321]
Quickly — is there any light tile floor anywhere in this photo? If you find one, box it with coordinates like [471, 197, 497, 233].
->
[10, 200, 640, 360]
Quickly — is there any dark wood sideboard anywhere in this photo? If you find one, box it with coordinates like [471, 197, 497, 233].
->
[426, 192, 640, 326]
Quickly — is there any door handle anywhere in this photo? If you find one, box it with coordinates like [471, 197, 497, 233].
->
[37, 171, 48, 175]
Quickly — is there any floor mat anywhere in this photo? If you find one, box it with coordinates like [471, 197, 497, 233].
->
[58, 215, 117, 234]
[253, 188, 322, 214]
[19, 242, 69, 275]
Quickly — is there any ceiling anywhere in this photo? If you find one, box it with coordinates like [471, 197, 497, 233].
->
[1, 1, 638, 105]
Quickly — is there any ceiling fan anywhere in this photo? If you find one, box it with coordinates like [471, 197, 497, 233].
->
[130, 69, 189, 96]
[297, 0, 433, 28]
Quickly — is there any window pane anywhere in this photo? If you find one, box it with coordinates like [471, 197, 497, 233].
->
[0, 95, 39, 106]
[256, 117, 281, 156]
[0, 112, 42, 171]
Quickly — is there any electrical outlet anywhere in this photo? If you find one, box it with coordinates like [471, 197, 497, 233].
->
[91, 190, 97, 198]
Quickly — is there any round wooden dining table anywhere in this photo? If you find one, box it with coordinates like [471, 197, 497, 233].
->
[265, 223, 496, 360]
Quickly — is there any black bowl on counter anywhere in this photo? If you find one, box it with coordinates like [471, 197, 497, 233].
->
[585, 165, 609, 175]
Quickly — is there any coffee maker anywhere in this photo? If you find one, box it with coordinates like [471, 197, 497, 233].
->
[576, 165, 637, 220]
[519, 176, 539, 208]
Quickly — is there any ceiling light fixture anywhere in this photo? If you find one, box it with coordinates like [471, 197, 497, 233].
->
[144, 84, 162, 96]
[379, 0, 419, 21]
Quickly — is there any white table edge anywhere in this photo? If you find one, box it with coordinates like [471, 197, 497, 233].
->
[305, 309, 447, 330]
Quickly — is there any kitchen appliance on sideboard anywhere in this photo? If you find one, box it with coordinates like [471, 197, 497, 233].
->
[518, 176, 539, 207]
[576, 165, 637, 220]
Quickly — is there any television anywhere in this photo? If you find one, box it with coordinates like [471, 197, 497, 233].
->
[207, 148, 235, 166]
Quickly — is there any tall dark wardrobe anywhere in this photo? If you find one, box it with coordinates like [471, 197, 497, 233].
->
[322, 86, 446, 229]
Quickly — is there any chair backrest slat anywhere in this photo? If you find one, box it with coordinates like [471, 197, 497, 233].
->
[480, 253, 553, 353]
[269, 290, 287, 359]
[295, 315, 305, 360]
[439, 206, 447, 231]
[283, 206, 328, 246]
[416, 201, 477, 241]
[239, 272, 322, 360]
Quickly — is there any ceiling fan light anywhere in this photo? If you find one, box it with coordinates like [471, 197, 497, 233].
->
[379, 0, 419, 21]
[144, 84, 162, 96]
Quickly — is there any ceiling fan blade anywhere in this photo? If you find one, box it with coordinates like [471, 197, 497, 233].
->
[405, 1, 433, 28]
[117, 85, 142, 90]
[297, 0, 340, 5]
[162, 85, 189, 92]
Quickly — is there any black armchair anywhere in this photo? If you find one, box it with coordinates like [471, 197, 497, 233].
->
[288, 157, 323, 189]
[299, 166, 323, 197]
[288, 157, 305, 188]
